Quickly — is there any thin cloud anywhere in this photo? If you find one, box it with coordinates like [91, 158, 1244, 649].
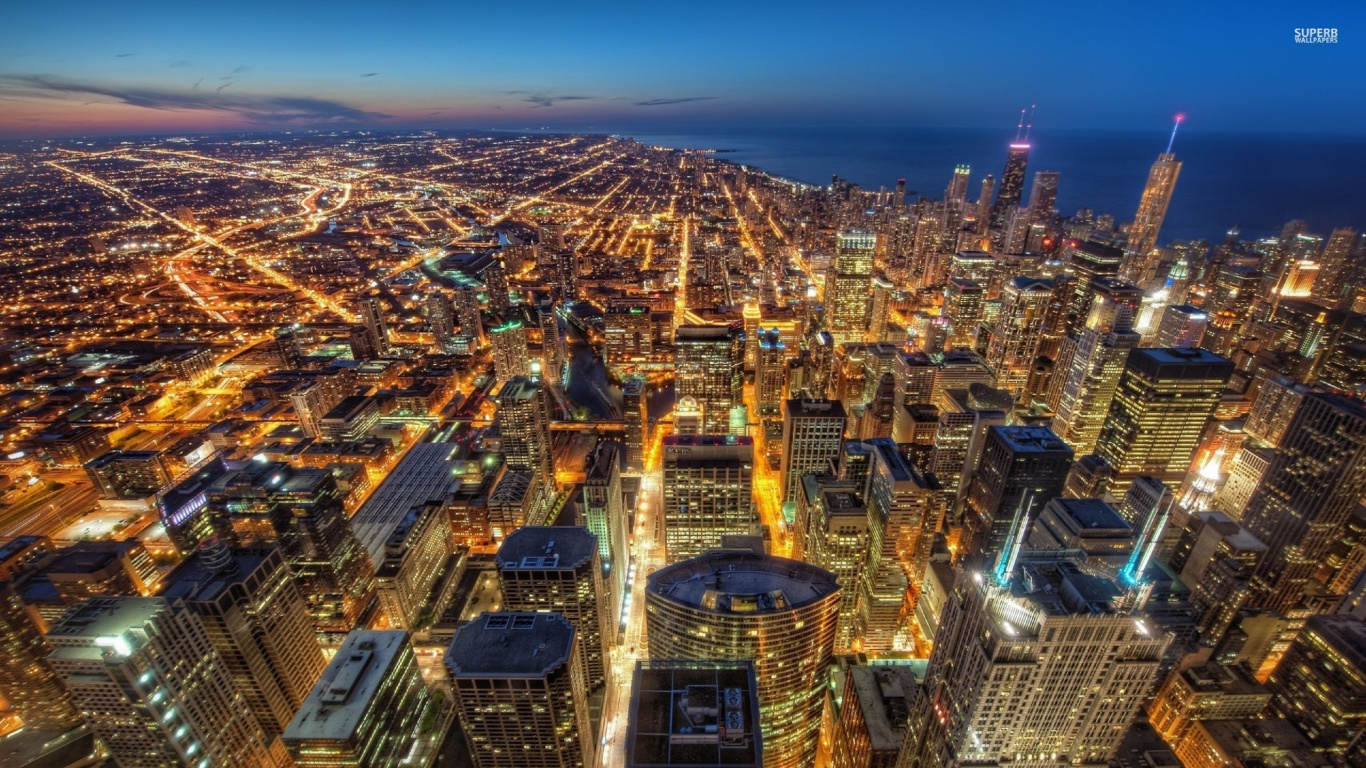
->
[361, 72, 380, 78]
[169, 60, 192, 69]
[635, 96, 717, 106]
[231, 65, 250, 74]
[216, 81, 233, 93]
[192, 78, 202, 90]
[115, 53, 134, 58]
[500, 90, 594, 108]
[0, 75, 391, 124]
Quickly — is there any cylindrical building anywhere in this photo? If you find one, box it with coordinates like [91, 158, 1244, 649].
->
[645, 551, 840, 768]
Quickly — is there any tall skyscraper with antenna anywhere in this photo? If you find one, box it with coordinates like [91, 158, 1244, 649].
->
[990, 107, 1033, 230]
[1122, 116, 1184, 284]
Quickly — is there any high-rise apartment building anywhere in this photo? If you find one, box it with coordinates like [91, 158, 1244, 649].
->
[447, 612, 595, 768]
[454, 273, 485, 348]
[373, 500, 454, 628]
[161, 542, 326, 736]
[496, 526, 610, 690]
[498, 375, 554, 483]
[827, 231, 877, 346]
[284, 630, 431, 768]
[582, 440, 627, 640]
[622, 378, 648, 473]
[1094, 348, 1233, 497]
[675, 323, 745, 435]
[795, 477, 868, 653]
[779, 398, 847, 503]
[1241, 393, 1366, 612]
[646, 552, 840, 768]
[942, 278, 983, 350]
[47, 596, 286, 768]
[539, 300, 566, 380]
[661, 435, 755, 562]
[1026, 170, 1059, 228]
[356, 294, 390, 357]
[490, 319, 531, 382]
[931, 385, 1010, 517]
[427, 290, 459, 353]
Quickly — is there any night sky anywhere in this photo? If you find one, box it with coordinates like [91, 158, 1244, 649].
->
[1, 0, 1362, 137]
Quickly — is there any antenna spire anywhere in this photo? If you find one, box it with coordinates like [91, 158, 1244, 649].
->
[1014, 108, 1026, 141]
[1024, 104, 1036, 141]
[1166, 113, 1184, 154]
[992, 491, 1034, 587]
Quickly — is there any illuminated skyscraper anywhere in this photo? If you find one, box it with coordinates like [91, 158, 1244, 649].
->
[931, 384, 1011, 516]
[497, 526, 609, 690]
[1266, 614, 1366, 755]
[1152, 304, 1208, 349]
[1051, 284, 1144, 453]
[832, 665, 919, 768]
[539, 299, 566, 380]
[0, 581, 82, 730]
[448, 613, 595, 768]
[47, 596, 287, 768]
[1122, 118, 1184, 284]
[426, 290, 459, 353]
[826, 231, 877, 346]
[285, 630, 431, 768]
[780, 398, 847, 503]
[859, 438, 945, 654]
[1026, 170, 1059, 228]
[161, 542, 326, 736]
[497, 375, 553, 483]
[622, 378, 647, 473]
[675, 323, 746, 435]
[1313, 226, 1359, 307]
[453, 273, 485, 348]
[975, 175, 995, 236]
[646, 552, 840, 768]
[356, 294, 390, 356]
[485, 259, 511, 314]
[795, 477, 868, 652]
[661, 434, 755, 562]
[990, 140, 1030, 230]
[984, 276, 1056, 399]
[490, 319, 531, 382]
[898, 549, 1171, 768]
[945, 164, 971, 203]
[1094, 348, 1233, 498]
[1241, 392, 1366, 612]
[757, 328, 787, 416]
[942, 278, 983, 350]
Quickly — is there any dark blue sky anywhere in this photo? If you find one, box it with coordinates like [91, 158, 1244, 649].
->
[0, 0, 1362, 136]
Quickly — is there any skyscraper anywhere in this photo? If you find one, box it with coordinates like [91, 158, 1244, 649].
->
[898, 553, 1171, 768]
[795, 477, 869, 652]
[1094, 348, 1234, 498]
[539, 299, 566, 380]
[945, 164, 971, 203]
[1241, 392, 1366, 612]
[1051, 283, 1144, 453]
[356, 293, 390, 356]
[826, 231, 877, 346]
[961, 425, 1074, 566]
[1026, 170, 1059, 228]
[780, 398, 847, 503]
[498, 375, 553, 483]
[47, 596, 286, 768]
[448, 612, 595, 768]
[1312, 226, 1359, 308]
[661, 434, 755, 562]
[426, 290, 459, 353]
[675, 323, 745, 435]
[622, 378, 648, 473]
[984, 276, 1056, 399]
[0, 580, 82, 730]
[757, 328, 787, 416]
[859, 438, 945, 654]
[942, 278, 983, 350]
[1265, 614, 1366, 755]
[490, 319, 531, 382]
[161, 541, 326, 736]
[1152, 304, 1208, 349]
[284, 630, 431, 768]
[1122, 119, 1183, 284]
[582, 440, 627, 640]
[990, 140, 1030, 230]
[646, 552, 840, 768]
[931, 384, 1011, 517]
[625, 661, 763, 768]
[453, 273, 485, 348]
[496, 526, 610, 691]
